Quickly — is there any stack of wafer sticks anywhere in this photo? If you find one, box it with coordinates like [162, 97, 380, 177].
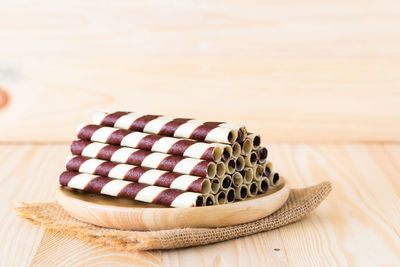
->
[59, 111, 280, 208]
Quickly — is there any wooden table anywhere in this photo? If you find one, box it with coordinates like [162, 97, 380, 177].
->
[1, 0, 399, 266]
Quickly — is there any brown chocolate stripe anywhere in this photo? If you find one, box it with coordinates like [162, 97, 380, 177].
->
[159, 118, 191, 136]
[66, 156, 89, 171]
[153, 188, 183, 206]
[127, 150, 152, 165]
[71, 140, 91, 155]
[59, 171, 79, 186]
[118, 183, 148, 199]
[189, 125, 216, 141]
[129, 115, 161, 131]
[124, 167, 149, 182]
[98, 145, 120, 160]
[158, 155, 183, 171]
[137, 135, 162, 150]
[77, 125, 101, 140]
[101, 111, 130, 126]
[201, 147, 214, 161]
[190, 161, 209, 177]
[186, 178, 204, 193]
[84, 176, 110, 193]
[95, 161, 118, 177]
[154, 172, 182, 188]
[106, 129, 130, 144]
[168, 140, 196, 155]
[201, 122, 223, 127]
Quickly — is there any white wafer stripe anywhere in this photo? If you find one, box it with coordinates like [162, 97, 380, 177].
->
[141, 153, 169, 168]
[115, 113, 145, 129]
[67, 173, 97, 190]
[143, 117, 174, 134]
[81, 142, 108, 158]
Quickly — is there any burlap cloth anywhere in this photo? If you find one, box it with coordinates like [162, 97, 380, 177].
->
[17, 181, 331, 252]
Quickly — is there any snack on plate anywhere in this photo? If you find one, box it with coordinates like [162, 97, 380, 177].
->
[59, 111, 280, 207]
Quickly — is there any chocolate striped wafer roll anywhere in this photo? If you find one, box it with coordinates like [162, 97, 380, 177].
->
[77, 124, 229, 162]
[65, 156, 211, 194]
[71, 140, 225, 178]
[92, 111, 247, 143]
[256, 147, 268, 163]
[246, 133, 261, 150]
[59, 171, 203, 208]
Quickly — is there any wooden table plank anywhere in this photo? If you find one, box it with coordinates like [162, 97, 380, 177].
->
[1, 143, 399, 266]
[0, 0, 400, 142]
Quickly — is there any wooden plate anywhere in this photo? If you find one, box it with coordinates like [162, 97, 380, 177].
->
[57, 177, 290, 230]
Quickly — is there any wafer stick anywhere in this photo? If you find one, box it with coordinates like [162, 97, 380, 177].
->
[247, 133, 261, 150]
[253, 165, 264, 181]
[257, 147, 268, 163]
[92, 111, 247, 144]
[203, 194, 215, 206]
[245, 151, 258, 167]
[231, 142, 241, 158]
[77, 124, 229, 162]
[241, 168, 253, 184]
[232, 172, 243, 187]
[269, 172, 280, 186]
[257, 177, 269, 194]
[235, 156, 245, 171]
[59, 171, 203, 208]
[224, 158, 236, 174]
[215, 191, 227, 205]
[225, 188, 236, 203]
[234, 184, 247, 200]
[219, 175, 233, 190]
[210, 178, 220, 194]
[241, 139, 252, 155]
[71, 140, 225, 178]
[247, 182, 258, 197]
[65, 156, 211, 194]
[262, 161, 273, 177]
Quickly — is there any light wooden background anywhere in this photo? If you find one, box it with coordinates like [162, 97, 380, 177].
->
[0, 0, 399, 266]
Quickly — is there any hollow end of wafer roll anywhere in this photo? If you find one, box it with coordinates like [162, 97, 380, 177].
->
[237, 127, 248, 143]
[247, 182, 258, 197]
[257, 147, 268, 163]
[264, 161, 273, 177]
[258, 178, 269, 194]
[241, 168, 253, 184]
[253, 165, 264, 181]
[201, 179, 212, 195]
[242, 139, 252, 155]
[216, 162, 226, 178]
[245, 152, 258, 167]
[92, 111, 108, 125]
[220, 175, 233, 190]
[228, 129, 238, 144]
[232, 142, 241, 158]
[226, 188, 235, 203]
[210, 178, 221, 194]
[232, 172, 243, 187]
[196, 196, 204, 207]
[222, 146, 232, 161]
[235, 184, 248, 200]
[252, 135, 261, 149]
[270, 172, 280, 186]
[204, 195, 215, 206]
[206, 162, 217, 178]
[212, 146, 223, 162]
[224, 158, 236, 174]
[235, 156, 245, 171]
[216, 191, 227, 205]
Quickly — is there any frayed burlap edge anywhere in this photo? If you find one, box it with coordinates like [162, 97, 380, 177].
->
[16, 181, 332, 252]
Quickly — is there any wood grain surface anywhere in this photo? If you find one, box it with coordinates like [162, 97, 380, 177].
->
[1, 143, 399, 266]
[0, 0, 399, 142]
